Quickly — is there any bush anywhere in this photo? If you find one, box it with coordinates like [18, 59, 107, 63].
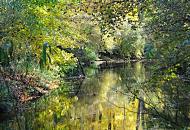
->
[84, 47, 97, 62]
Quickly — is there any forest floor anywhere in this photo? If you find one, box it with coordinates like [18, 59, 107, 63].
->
[0, 71, 60, 103]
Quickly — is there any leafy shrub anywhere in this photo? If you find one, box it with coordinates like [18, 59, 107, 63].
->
[144, 43, 157, 59]
[83, 47, 97, 62]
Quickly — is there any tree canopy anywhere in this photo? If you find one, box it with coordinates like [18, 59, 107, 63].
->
[0, 1, 190, 129]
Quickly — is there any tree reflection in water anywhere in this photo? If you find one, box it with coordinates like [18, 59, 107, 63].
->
[0, 62, 190, 130]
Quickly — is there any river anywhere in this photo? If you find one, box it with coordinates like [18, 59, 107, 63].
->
[0, 61, 190, 130]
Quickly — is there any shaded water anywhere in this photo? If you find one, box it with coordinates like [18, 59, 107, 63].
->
[1, 62, 190, 130]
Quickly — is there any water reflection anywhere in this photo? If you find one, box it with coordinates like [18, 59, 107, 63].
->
[0, 61, 190, 130]
[68, 70, 139, 130]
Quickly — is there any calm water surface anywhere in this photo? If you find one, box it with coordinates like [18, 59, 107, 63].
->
[1, 62, 190, 130]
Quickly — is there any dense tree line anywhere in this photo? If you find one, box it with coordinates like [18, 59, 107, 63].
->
[0, 0, 189, 101]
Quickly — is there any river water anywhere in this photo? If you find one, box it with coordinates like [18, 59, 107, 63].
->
[0, 61, 190, 130]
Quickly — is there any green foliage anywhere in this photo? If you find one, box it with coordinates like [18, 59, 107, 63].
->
[0, 47, 9, 67]
[145, 0, 190, 57]
[0, 0, 83, 75]
[113, 23, 145, 59]
[83, 47, 97, 61]
[1, 0, 190, 129]
[0, 0, 189, 87]
[79, 0, 141, 34]
[0, 0, 148, 77]
[59, 62, 77, 77]
[144, 43, 157, 59]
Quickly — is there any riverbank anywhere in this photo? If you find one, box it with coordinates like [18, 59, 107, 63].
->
[0, 59, 149, 100]
[0, 71, 60, 103]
